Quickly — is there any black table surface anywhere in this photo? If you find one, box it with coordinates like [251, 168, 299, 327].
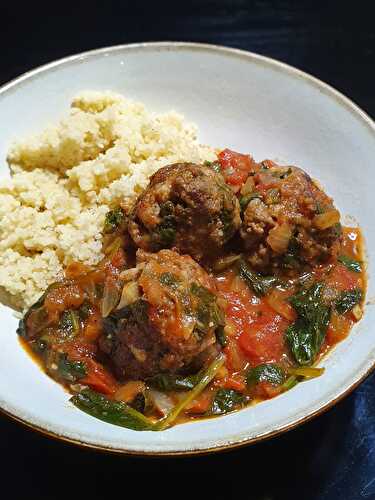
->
[1, 2, 374, 499]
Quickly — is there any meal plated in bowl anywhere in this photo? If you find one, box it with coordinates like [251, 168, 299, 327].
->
[0, 42, 373, 454]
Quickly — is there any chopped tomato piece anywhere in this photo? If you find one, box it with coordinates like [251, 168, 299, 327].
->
[325, 263, 361, 292]
[185, 391, 213, 414]
[80, 358, 117, 395]
[65, 262, 91, 279]
[83, 310, 102, 342]
[218, 149, 258, 187]
[326, 310, 352, 345]
[238, 306, 289, 365]
[110, 248, 127, 270]
[253, 381, 283, 399]
[44, 284, 85, 319]
[58, 341, 116, 394]
[222, 374, 246, 392]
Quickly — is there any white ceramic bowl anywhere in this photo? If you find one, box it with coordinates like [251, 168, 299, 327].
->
[0, 42, 374, 455]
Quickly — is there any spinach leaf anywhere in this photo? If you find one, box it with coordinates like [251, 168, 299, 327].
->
[70, 389, 155, 431]
[286, 283, 331, 366]
[238, 259, 279, 296]
[210, 389, 246, 415]
[246, 363, 285, 387]
[57, 354, 87, 382]
[147, 373, 199, 392]
[338, 255, 362, 273]
[191, 283, 225, 332]
[215, 325, 227, 347]
[335, 289, 362, 314]
[220, 209, 235, 238]
[104, 207, 126, 233]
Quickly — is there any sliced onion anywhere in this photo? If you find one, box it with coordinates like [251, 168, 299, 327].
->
[119, 267, 142, 282]
[116, 281, 140, 309]
[266, 289, 296, 321]
[101, 281, 121, 317]
[267, 223, 293, 254]
[240, 176, 255, 195]
[213, 254, 242, 271]
[352, 304, 363, 321]
[148, 389, 175, 417]
[313, 209, 340, 230]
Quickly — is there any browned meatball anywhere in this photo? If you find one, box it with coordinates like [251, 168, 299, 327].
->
[240, 164, 341, 271]
[100, 249, 222, 380]
[128, 163, 241, 261]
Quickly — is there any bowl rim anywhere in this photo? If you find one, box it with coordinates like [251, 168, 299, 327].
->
[0, 41, 374, 457]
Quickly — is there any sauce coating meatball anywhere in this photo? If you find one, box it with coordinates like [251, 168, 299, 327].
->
[128, 163, 241, 261]
[240, 163, 341, 271]
[100, 249, 223, 380]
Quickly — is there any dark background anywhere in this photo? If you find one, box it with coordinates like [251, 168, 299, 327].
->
[1, 1, 374, 499]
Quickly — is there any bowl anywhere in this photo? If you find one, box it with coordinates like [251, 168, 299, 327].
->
[0, 42, 374, 455]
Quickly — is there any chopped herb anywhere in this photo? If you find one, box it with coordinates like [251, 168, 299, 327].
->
[104, 207, 125, 233]
[338, 255, 362, 273]
[210, 389, 246, 415]
[286, 283, 331, 366]
[191, 283, 224, 331]
[238, 259, 279, 296]
[335, 289, 362, 314]
[159, 272, 180, 289]
[247, 363, 285, 387]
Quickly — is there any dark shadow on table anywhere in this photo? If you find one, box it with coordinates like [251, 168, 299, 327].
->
[3, 372, 375, 500]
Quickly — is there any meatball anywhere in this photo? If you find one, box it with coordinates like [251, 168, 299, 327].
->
[240, 164, 341, 271]
[100, 249, 223, 380]
[128, 163, 241, 261]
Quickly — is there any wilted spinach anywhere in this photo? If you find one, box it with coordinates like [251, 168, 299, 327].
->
[210, 389, 246, 415]
[335, 289, 362, 314]
[71, 389, 155, 431]
[285, 283, 331, 366]
[238, 259, 279, 296]
[246, 363, 285, 387]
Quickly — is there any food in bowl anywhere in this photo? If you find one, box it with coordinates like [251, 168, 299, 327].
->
[1, 92, 365, 431]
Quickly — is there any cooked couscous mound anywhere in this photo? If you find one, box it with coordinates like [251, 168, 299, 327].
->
[0, 91, 216, 310]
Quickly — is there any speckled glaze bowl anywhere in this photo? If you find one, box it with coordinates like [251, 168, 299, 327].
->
[0, 42, 373, 455]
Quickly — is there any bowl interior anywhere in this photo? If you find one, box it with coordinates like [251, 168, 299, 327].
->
[0, 43, 374, 454]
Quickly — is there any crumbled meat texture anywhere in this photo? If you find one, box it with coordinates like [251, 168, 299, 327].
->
[128, 163, 241, 260]
[99, 249, 220, 380]
[240, 165, 342, 271]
